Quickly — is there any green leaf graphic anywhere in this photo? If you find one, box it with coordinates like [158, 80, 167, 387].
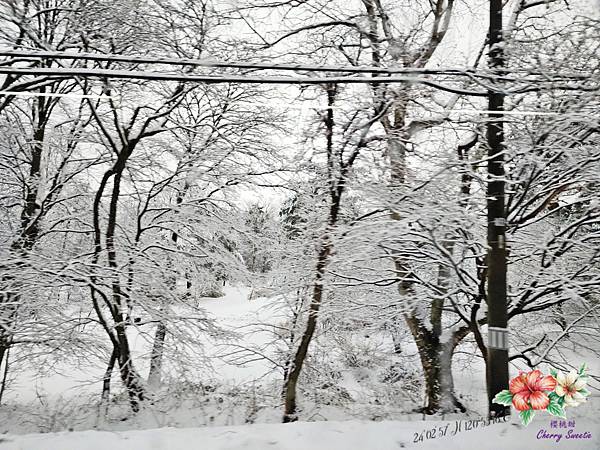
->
[547, 402, 567, 419]
[520, 409, 535, 426]
[578, 363, 587, 375]
[493, 390, 513, 406]
[550, 369, 558, 377]
[579, 388, 590, 397]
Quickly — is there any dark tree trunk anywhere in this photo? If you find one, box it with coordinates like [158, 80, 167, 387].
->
[282, 290, 304, 382]
[118, 356, 145, 412]
[393, 233, 466, 414]
[282, 241, 332, 422]
[0, 334, 9, 383]
[0, 344, 9, 405]
[283, 85, 339, 423]
[89, 154, 146, 413]
[101, 348, 118, 415]
[281, 82, 382, 422]
[0, 94, 49, 392]
[109, 162, 146, 411]
[114, 320, 145, 412]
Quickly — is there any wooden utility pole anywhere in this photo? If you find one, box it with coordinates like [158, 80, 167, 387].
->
[486, 0, 510, 418]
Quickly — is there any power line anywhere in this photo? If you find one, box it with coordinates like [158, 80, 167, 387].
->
[0, 89, 593, 118]
[0, 90, 112, 99]
[0, 66, 490, 96]
[1, 50, 596, 82]
[0, 50, 459, 75]
[2, 65, 598, 98]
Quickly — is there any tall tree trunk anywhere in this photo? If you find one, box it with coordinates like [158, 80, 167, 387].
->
[118, 357, 145, 412]
[281, 82, 381, 422]
[0, 93, 49, 389]
[86, 82, 186, 411]
[147, 321, 167, 389]
[0, 345, 9, 405]
[101, 348, 118, 416]
[0, 331, 10, 388]
[405, 314, 466, 414]
[91, 159, 146, 412]
[282, 241, 333, 422]
[146, 184, 188, 388]
[282, 289, 304, 382]
[114, 310, 145, 412]
[388, 133, 461, 414]
[283, 85, 340, 423]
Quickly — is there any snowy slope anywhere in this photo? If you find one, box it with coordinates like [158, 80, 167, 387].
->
[2, 285, 599, 448]
[4, 285, 277, 403]
[1, 418, 598, 450]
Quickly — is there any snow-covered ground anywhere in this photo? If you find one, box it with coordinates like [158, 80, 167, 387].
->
[4, 285, 279, 403]
[2, 285, 599, 448]
[2, 417, 598, 450]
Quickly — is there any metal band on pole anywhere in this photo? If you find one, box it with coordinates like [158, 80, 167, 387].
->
[488, 327, 509, 350]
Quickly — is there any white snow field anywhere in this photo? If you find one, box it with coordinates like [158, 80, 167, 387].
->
[4, 285, 279, 404]
[1, 417, 599, 450]
[2, 286, 599, 449]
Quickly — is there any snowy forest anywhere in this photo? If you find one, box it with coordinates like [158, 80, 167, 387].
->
[0, 0, 600, 449]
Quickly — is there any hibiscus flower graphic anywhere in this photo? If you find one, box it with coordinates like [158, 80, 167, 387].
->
[554, 369, 589, 407]
[509, 370, 556, 411]
[493, 364, 590, 426]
